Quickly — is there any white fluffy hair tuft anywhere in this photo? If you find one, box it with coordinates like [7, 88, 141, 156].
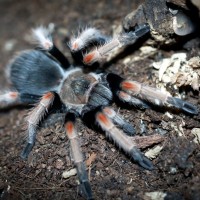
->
[31, 26, 53, 50]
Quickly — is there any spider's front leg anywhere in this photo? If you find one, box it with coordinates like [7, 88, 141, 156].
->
[83, 24, 150, 65]
[96, 108, 153, 170]
[107, 73, 198, 115]
[64, 113, 93, 200]
[21, 92, 55, 159]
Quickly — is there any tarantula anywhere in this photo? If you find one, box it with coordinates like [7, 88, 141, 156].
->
[0, 24, 198, 200]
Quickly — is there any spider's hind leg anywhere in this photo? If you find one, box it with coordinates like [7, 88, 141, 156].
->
[107, 73, 198, 115]
[102, 106, 136, 136]
[64, 112, 93, 200]
[95, 109, 153, 170]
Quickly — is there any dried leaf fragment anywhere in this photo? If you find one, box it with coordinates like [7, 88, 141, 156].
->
[131, 134, 164, 149]
[62, 168, 77, 179]
[191, 128, 200, 144]
[86, 152, 97, 167]
[144, 191, 167, 200]
[153, 54, 200, 91]
[145, 145, 163, 160]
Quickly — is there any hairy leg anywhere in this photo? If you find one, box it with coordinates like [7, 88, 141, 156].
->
[107, 73, 198, 115]
[83, 24, 150, 65]
[69, 27, 109, 52]
[0, 91, 42, 109]
[21, 92, 55, 159]
[102, 106, 136, 136]
[0, 91, 21, 109]
[96, 110, 153, 170]
[64, 112, 93, 200]
[31, 26, 70, 69]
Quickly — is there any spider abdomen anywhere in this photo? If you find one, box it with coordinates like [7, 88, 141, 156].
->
[9, 50, 64, 96]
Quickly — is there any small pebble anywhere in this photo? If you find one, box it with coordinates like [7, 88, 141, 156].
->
[55, 159, 64, 169]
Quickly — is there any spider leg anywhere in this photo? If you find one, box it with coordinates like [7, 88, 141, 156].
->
[31, 26, 70, 69]
[0, 91, 21, 109]
[107, 73, 198, 115]
[64, 113, 93, 200]
[102, 106, 136, 136]
[69, 27, 109, 53]
[21, 92, 55, 159]
[0, 91, 41, 109]
[117, 91, 150, 109]
[83, 24, 150, 65]
[96, 110, 153, 170]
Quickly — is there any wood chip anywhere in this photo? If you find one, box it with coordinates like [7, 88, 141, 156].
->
[191, 128, 200, 144]
[131, 134, 164, 149]
[145, 145, 163, 160]
[62, 168, 77, 179]
[86, 152, 97, 167]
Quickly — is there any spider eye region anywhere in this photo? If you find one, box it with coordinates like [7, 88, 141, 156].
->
[71, 78, 90, 96]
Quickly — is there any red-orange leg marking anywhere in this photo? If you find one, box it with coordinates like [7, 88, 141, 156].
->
[96, 112, 113, 129]
[121, 81, 141, 93]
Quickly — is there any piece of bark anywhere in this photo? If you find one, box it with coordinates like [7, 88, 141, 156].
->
[131, 134, 165, 149]
[191, 0, 200, 10]
[166, 0, 189, 10]
[123, 0, 200, 46]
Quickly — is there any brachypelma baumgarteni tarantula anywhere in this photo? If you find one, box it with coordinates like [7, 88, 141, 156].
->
[0, 24, 198, 200]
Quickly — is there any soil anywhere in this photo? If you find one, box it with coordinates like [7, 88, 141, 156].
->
[0, 1, 200, 200]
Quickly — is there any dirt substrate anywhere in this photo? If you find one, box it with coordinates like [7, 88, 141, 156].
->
[0, 1, 200, 200]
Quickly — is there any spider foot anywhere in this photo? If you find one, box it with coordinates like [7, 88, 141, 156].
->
[134, 23, 150, 37]
[167, 97, 198, 115]
[65, 113, 93, 200]
[119, 23, 150, 45]
[20, 143, 34, 159]
[131, 148, 154, 170]
[81, 181, 94, 200]
[76, 162, 93, 200]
